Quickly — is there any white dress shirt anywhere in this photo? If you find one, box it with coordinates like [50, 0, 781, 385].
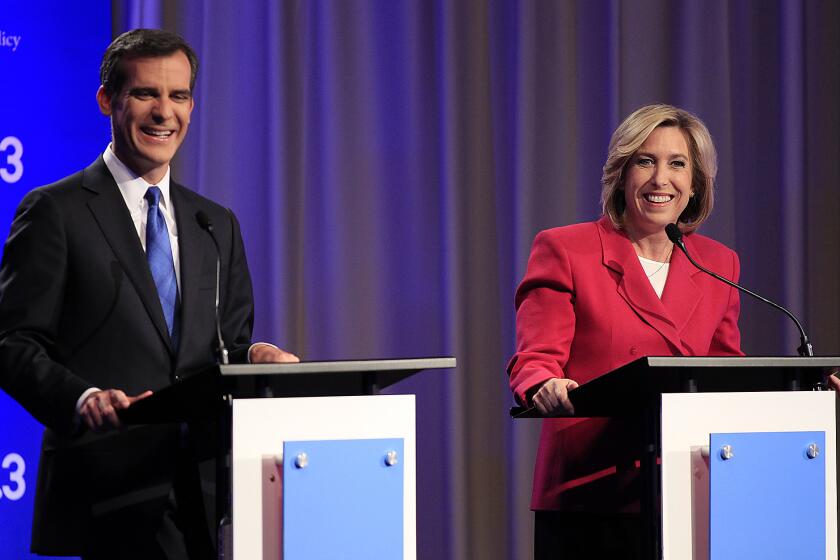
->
[639, 255, 670, 298]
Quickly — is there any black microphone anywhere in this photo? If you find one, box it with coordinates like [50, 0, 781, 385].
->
[665, 223, 814, 358]
[196, 211, 229, 365]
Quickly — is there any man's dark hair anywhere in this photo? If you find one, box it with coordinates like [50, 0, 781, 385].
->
[100, 28, 199, 97]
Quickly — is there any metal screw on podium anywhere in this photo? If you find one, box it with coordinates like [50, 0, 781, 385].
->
[806, 443, 820, 459]
[295, 452, 309, 469]
[385, 450, 399, 466]
[720, 445, 734, 460]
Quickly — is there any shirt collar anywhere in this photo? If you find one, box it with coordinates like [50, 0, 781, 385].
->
[103, 144, 172, 211]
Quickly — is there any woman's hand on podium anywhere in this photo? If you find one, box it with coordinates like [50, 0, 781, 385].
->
[532, 378, 579, 416]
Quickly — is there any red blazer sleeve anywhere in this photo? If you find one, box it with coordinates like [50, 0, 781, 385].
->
[507, 231, 576, 405]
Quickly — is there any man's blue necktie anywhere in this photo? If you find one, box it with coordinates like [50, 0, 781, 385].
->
[144, 186, 179, 346]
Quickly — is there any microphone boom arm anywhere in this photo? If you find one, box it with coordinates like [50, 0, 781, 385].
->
[666, 224, 814, 358]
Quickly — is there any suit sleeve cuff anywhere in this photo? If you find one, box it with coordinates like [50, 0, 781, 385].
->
[75, 387, 100, 414]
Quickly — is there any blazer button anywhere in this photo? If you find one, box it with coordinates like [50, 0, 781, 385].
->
[629, 346, 638, 355]
[173, 374, 182, 382]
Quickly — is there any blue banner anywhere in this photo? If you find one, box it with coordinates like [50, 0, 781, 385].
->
[0, 2, 111, 557]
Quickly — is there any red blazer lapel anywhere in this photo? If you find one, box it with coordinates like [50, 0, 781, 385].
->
[660, 236, 703, 344]
[597, 218, 690, 355]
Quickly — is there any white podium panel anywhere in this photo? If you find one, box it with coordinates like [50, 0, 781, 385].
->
[661, 391, 837, 559]
[232, 395, 416, 559]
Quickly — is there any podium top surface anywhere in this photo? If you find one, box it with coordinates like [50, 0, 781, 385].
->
[622, 356, 840, 368]
[219, 357, 457, 376]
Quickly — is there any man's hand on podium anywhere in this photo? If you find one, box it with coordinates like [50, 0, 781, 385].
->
[80, 388, 154, 432]
[249, 342, 300, 364]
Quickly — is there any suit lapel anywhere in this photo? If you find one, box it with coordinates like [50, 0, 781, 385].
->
[82, 157, 174, 353]
[170, 184, 206, 367]
[597, 218, 690, 355]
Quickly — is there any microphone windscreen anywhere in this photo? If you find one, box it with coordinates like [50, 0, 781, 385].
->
[665, 223, 682, 244]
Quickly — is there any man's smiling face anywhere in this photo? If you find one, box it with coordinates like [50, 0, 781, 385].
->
[97, 51, 194, 184]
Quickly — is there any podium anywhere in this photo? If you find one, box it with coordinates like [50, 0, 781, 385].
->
[122, 357, 456, 559]
[512, 356, 839, 559]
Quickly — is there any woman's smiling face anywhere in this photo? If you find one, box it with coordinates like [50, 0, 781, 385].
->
[621, 125, 693, 237]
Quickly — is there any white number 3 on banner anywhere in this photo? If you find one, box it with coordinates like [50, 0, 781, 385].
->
[1, 453, 26, 501]
[1, 136, 24, 184]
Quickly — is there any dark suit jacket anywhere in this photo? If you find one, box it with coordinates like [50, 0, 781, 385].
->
[0, 156, 254, 554]
[508, 216, 742, 512]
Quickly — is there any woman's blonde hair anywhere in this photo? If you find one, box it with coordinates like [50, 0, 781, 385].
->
[600, 104, 717, 232]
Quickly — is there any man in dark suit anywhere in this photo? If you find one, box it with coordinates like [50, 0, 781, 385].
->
[0, 29, 296, 559]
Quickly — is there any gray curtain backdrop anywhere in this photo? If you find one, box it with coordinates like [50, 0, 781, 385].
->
[114, 1, 840, 558]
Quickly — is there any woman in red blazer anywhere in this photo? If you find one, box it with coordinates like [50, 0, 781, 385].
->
[508, 105, 743, 558]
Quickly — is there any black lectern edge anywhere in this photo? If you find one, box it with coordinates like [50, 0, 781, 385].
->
[509, 355, 840, 419]
[119, 356, 456, 425]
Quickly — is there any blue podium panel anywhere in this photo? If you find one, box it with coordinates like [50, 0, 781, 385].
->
[710, 431, 825, 560]
[283, 438, 404, 560]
